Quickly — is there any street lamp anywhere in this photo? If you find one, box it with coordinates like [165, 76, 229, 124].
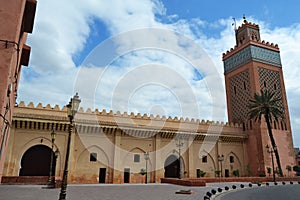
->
[176, 136, 184, 179]
[218, 155, 224, 177]
[144, 152, 149, 184]
[266, 144, 276, 182]
[47, 129, 56, 188]
[58, 93, 81, 200]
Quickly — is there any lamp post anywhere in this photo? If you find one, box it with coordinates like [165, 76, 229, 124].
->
[144, 152, 149, 184]
[58, 93, 81, 200]
[266, 144, 276, 182]
[47, 130, 56, 188]
[218, 155, 224, 177]
[176, 136, 184, 179]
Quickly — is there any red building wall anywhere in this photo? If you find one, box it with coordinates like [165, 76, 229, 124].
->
[0, 0, 36, 182]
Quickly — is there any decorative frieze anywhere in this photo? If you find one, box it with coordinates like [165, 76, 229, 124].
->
[224, 45, 281, 74]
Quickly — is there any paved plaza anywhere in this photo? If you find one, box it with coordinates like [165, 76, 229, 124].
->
[0, 183, 241, 200]
[1, 182, 300, 200]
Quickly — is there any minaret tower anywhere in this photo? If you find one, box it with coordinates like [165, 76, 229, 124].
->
[222, 18, 295, 176]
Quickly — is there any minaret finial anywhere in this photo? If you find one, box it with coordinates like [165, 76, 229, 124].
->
[243, 14, 247, 23]
[232, 18, 237, 32]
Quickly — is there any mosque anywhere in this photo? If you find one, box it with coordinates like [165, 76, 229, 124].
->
[0, 6, 296, 184]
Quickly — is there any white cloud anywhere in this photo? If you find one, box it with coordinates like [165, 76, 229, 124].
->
[19, 0, 300, 146]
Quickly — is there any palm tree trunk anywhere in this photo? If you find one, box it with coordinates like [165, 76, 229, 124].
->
[265, 113, 283, 177]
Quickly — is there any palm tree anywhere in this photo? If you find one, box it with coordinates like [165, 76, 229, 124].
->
[248, 89, 284, 177]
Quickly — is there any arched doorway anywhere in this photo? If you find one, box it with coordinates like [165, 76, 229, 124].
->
[164, 155, 180, 178]
[19, 145, 56, 176]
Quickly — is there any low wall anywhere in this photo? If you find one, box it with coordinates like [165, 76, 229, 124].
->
[161, 178, 206, 186]
[202, 177, 300, 183]
[1, 176, 48, 185]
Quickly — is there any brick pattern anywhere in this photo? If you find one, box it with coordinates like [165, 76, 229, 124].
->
[258, 67, 285, 116]
[229, 70, 251, 122]
[1, 176, 48, 184]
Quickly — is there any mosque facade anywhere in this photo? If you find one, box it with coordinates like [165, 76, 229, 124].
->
[1, 20, 296, 184]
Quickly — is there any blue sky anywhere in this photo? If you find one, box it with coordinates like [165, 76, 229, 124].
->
[161, 0, 299, 27]
[19, 0, 300, 146]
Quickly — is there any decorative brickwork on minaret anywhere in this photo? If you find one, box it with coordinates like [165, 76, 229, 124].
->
[223, 19, 295, 176]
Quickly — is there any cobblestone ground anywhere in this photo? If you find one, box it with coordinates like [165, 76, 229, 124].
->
[0, 183, 243, 200]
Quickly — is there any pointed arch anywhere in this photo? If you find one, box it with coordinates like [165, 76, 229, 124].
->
[164, 154, 180, 178]
[121, 147, 154, 174]
[224, 151, 242, 176]
[77, 145, 110, 167]
[167, 150, 186, 173]
[199, 150, 216, 171]
[128, 147, 145, 153]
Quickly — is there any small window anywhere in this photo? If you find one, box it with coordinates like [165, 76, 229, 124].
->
[274, 83, 277, 90]
[202, 156, 207, 163]
[90, 153, 97, 162]
[134, 154, 140, 163]
[234, 86, 237, 95]
[243, 81, 246, 90]
[230, 156, 234, 163]
[264, 81, 267, 87]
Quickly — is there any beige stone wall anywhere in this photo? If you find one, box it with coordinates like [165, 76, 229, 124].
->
[3, 102, 250, 183]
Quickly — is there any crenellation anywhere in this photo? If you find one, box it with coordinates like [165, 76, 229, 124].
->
[184, 117, 190, 122]
[123, 112, 128, 117]
[13, 101, 233, 128]
[18, 101, 25, 107]
[45, 104, 52, 109]
[36, 103, 43, 108]
[135, 113, 141, 118]
[78, 107, 84, 112]
[94, 109, 100, 114]
[115, 111, 121, 116]
[27, 102, 34, 108]
[62, 105, 68, 112]
[108, 110, 114, 116]
[54, 105, 60, 110]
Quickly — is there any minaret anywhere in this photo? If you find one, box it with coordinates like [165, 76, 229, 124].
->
[222, 19, 295, 176]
